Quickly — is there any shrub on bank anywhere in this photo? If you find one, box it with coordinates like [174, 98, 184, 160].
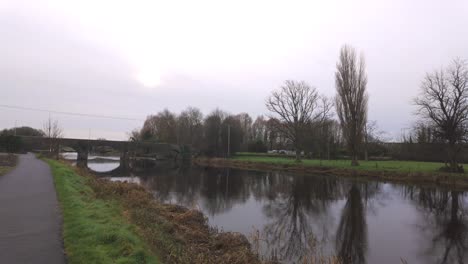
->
[0, 135, 23, 153]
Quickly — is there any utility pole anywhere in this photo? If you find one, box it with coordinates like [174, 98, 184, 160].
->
[227, 124, 231, 158]
[14, 120, 17, 136]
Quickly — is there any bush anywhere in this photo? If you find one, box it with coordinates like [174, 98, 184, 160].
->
[0, 135, 23, 153]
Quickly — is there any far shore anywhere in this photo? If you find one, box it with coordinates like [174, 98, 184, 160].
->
[194, 156, 468, 190]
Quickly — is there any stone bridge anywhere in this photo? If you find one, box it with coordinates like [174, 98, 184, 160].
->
[19, 136, 186, 170]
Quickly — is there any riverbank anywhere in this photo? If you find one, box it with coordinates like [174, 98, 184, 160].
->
[46, 159, 261, 264]
[0, 154, 17, 175]
[194, 157, 468, 190]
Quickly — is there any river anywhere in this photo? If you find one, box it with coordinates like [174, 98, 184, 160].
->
[62, 153, 468, 264]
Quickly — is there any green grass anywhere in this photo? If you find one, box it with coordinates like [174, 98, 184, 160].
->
[233, 155, 468, 173]
[46, 159, 158, 264]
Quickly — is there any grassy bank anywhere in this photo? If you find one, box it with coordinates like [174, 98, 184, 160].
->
[195, 156, 468, 189]
[234, 155, 467, 173]
[46, 159, 158, 264]
[0, 154, 17, 175]
[46, 159, 260, 264]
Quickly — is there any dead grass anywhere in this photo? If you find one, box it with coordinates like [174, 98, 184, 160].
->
[72, 165, 262, 264]
[0, 154, 17, 175]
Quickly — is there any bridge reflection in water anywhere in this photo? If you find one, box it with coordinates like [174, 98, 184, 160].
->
[87, 162, 468, 264]
[61, 151, 183, 176]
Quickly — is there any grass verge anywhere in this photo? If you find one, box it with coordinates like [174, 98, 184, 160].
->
[234, 155, 467, 173]
[46, 159, 261, 264]
[46, 159, 158, 264]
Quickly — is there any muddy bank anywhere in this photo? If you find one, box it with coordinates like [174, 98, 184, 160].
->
[194, 157, 468, 190]
[72, 165, 262, 264]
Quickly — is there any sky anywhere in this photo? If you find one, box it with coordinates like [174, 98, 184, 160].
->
[1, 0, 468, 140]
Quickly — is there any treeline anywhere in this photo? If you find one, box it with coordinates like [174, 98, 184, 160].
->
[0, 126, 45, 153]
[129, 107, 357, 158]
[131, 45, 468, 173]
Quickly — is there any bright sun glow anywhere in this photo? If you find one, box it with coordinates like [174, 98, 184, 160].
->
[135, 70, 161, 88]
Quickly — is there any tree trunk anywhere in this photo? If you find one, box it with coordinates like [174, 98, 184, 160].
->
[448, 143, 460, 172]
[295, 149, 301, 162]
[364, 124, 368, 161]
[351, 150, 359, 166]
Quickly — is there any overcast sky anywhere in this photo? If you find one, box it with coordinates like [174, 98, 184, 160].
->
[1, 0, 468, 140]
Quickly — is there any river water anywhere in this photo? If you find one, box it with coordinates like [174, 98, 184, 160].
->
[64, 154, 468, 264]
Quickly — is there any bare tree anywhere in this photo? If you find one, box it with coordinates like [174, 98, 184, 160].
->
[202, 109, 227, 156]
[43, 117, 63, 154]
[177, 106, 204, 147]
[128, 128, 141, 142]
[140, 109, 178, 143]
[252, 115, 268, 143]
[266, 80, 331, 161]
[335, 45, 368, 166]
[235, 113, 253, 147]
[414, 59, 468, 172]
[43, 117, 63, 139]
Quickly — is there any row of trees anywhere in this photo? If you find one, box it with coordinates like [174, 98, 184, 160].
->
[129, 107, 352, 158]
[0, 118, 64, 153]
[265, 45, 468, 171]
[130, 45, 384, 162]
[266, 45, 369, 165]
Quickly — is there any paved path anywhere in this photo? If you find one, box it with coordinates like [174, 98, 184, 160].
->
[0, 153, 66, 264]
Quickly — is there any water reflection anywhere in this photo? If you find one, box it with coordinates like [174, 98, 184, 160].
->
[262, 174, 344, 262]
[109, 176, 141, 184]
[402, 187, 468, 264]
[336, 184, 368, 264]
[103, 165, 468, 264]
[61, 152, 120, 172]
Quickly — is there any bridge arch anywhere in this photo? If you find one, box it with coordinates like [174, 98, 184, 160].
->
[18, 136, 186, 170]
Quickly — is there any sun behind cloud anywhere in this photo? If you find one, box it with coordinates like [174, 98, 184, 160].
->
[135, 69, 161, 88]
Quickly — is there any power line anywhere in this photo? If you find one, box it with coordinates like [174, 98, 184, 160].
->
[0, 104, 144, 122]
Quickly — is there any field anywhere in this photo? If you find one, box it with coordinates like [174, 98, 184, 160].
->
[233, 153, 467, 174]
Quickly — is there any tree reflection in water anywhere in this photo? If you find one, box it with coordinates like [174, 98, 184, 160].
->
[335, 184, 368, 264]
[135, 166, 385, 263]
[262, 174, 344, 262]
[139, 167, 255, 215]
[403, 187, 468, 263]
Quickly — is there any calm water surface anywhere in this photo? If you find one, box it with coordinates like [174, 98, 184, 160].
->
[64, 154, 468, 264]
